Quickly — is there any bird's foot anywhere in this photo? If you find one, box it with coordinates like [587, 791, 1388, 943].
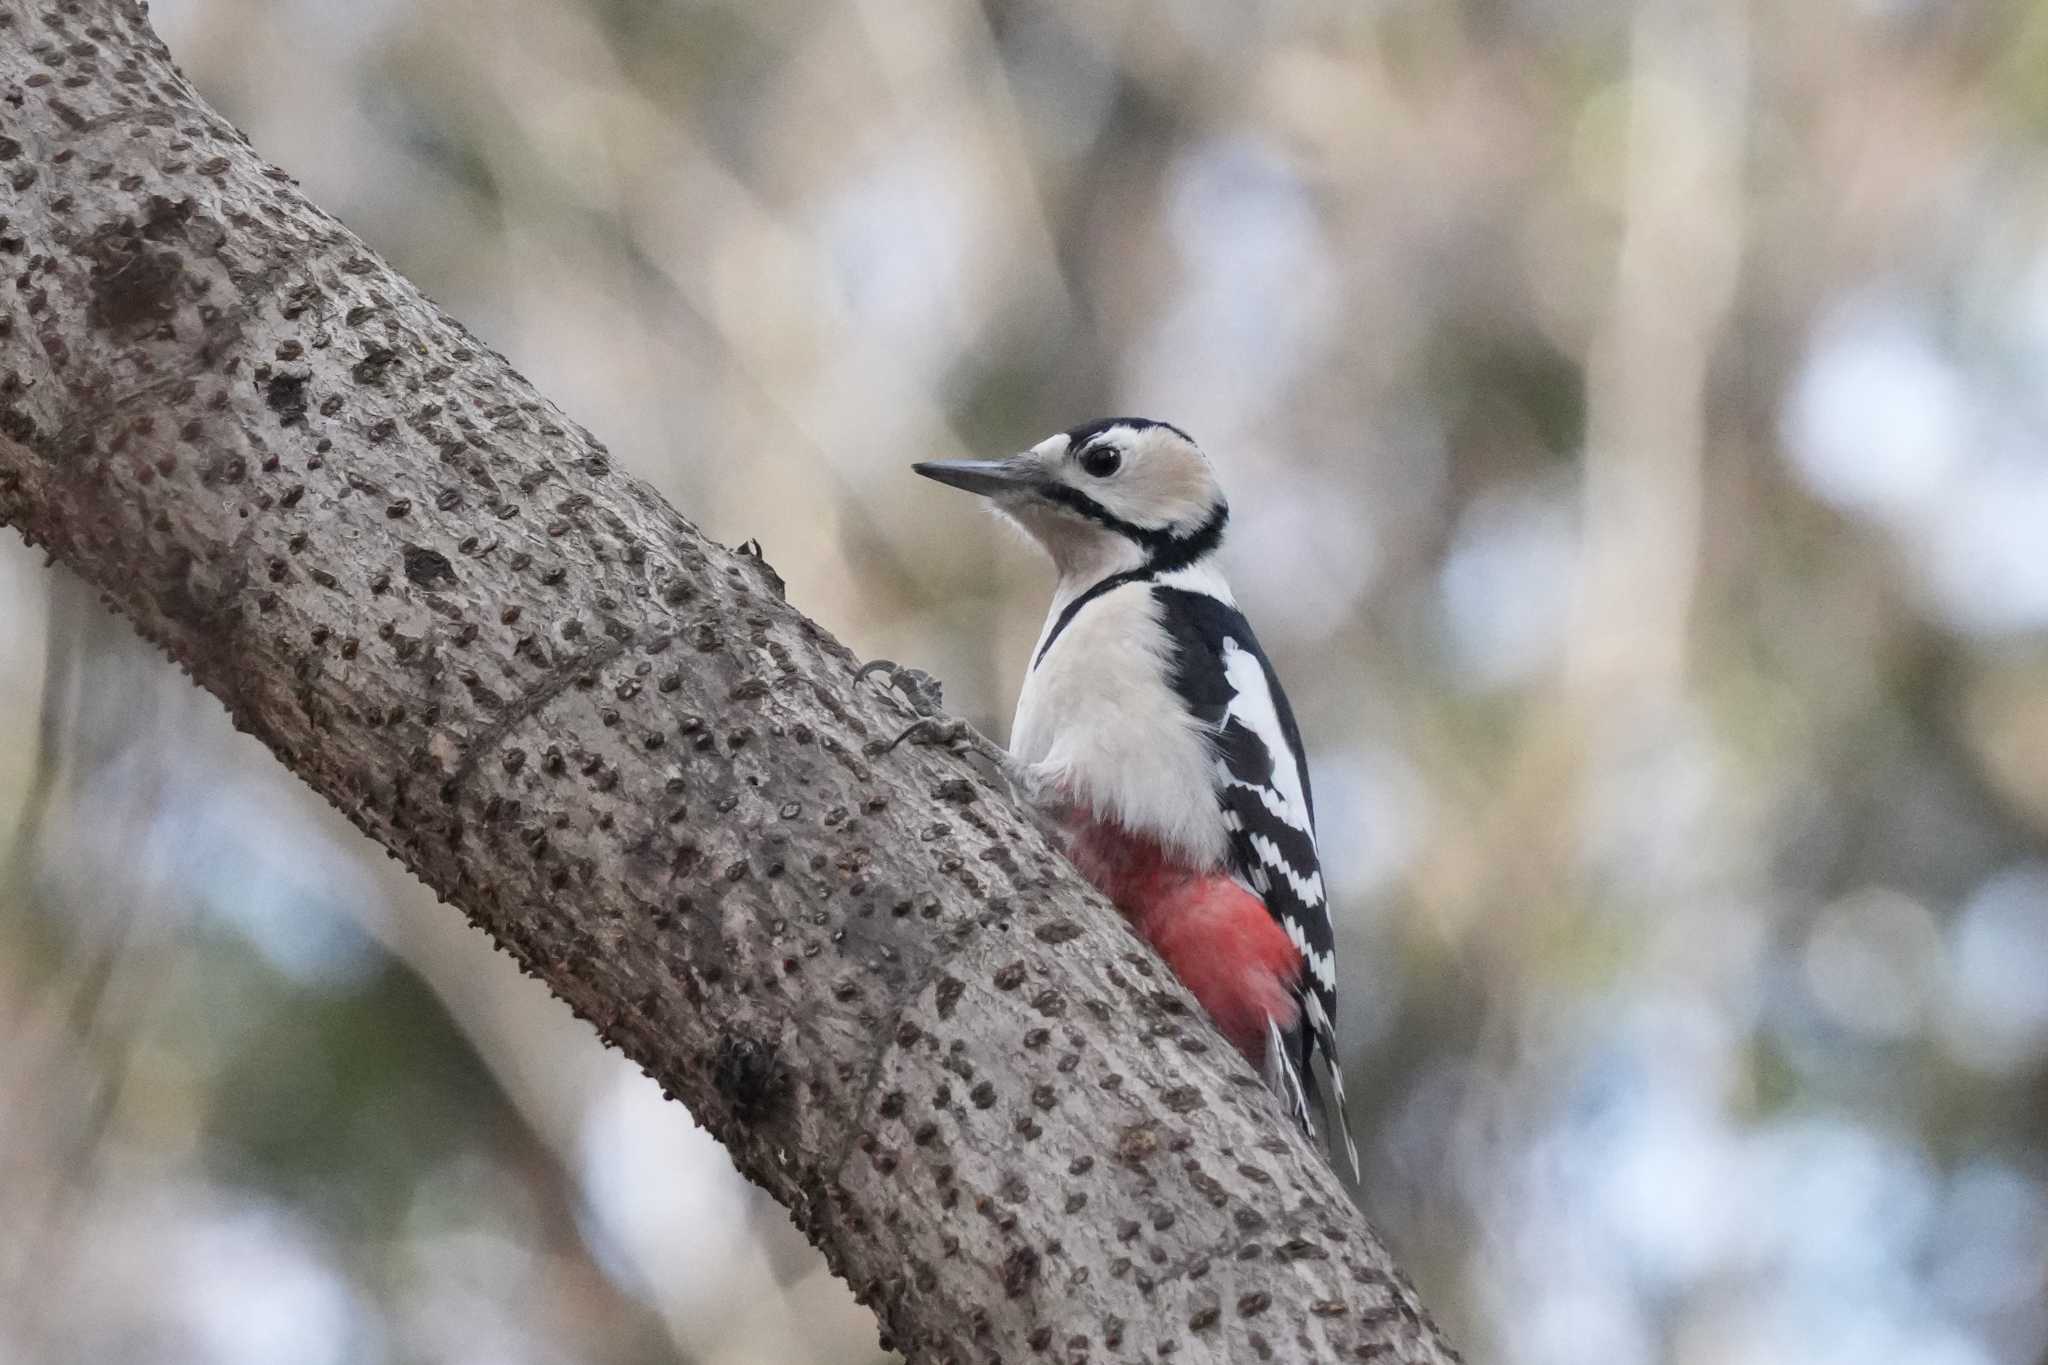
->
[863, 712, 1062, 844]
[856, 658, 947, 718]
[864, 714, 1000, 764]
[856, 661, 1063, 841]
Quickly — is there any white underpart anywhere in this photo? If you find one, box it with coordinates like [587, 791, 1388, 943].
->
[1011, 581, 1232, 870]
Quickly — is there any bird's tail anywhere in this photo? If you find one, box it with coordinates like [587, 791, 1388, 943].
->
[1264, 1004, 1359, 1180]
[1303, 992, 1361, 1180]
[1264, 1014, 1312, 1129]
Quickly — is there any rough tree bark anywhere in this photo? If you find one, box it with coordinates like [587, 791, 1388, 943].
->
[0, 4, 1460, 1362]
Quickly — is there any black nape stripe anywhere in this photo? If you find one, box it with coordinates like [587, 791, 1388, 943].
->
[1030, 502, 1229, 668]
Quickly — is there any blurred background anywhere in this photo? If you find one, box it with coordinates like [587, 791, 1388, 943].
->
[5, 0, 2048, 1361]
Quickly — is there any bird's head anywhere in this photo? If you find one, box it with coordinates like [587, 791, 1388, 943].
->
[915, 418, 1228, 580]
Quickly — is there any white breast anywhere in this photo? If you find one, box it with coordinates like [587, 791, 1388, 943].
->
[1010, 581, 1231, 870]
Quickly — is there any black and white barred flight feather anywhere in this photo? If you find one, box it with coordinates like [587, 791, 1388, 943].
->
[1154, 586, 1358, 1178]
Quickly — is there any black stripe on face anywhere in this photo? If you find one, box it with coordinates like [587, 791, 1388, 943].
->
[1034, 485, 1229, 569]
[1027, 502, 1230, 669]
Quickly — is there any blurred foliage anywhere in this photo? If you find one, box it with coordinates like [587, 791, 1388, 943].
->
[6, 0, 2048, 1362]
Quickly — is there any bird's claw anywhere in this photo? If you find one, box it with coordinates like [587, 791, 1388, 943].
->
[868, 715, 964, 756]
[857, 659, 976, 755]
[866, 714, 1007, 768]
[857, 662, 1062, 842]
[856, 658, 946, 718]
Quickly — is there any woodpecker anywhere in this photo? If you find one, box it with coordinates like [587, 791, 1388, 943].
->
[912, 418, 1357, 1175]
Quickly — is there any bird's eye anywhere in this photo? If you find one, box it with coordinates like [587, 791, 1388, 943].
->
[1079, 445, 1122, 478]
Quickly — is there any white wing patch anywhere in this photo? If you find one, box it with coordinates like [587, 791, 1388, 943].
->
[1219, 639, 1314, 838]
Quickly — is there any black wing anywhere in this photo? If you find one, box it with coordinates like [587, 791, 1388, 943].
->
[1153, 587, 1356, 1175]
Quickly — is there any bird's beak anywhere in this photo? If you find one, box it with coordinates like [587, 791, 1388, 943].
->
[912, 457, 1041, 498]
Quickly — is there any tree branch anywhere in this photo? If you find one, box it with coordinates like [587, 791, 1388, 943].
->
[0, 4, 1459, 1361]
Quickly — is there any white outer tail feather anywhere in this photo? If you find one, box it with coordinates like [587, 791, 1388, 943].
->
[1303, 992, 1361, 1180]
[1264, 1011, 1359, 1181]
[1264, 1015, 1311, 1130]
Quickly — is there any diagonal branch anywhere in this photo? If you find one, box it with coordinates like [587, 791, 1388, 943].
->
[0, 3, 1459, 1361]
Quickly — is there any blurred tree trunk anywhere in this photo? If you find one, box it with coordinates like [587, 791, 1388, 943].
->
[0, 4, 1458, 1361]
